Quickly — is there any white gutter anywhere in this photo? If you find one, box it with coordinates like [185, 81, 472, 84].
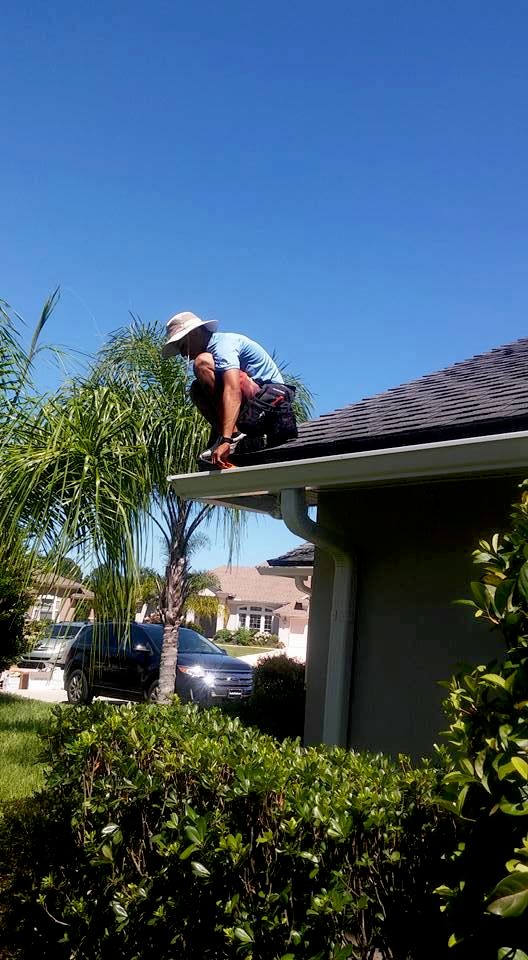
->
[257, 565, 312, 596]
[257, 563, 312, 579]
[280, 489, 356, 747]
[294, 576, 312, 596]
[168, 431, 528, 508]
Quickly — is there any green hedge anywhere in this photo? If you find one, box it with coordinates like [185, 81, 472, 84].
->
[436, 485, 528, 957]
[228, 653, 306, 740]
[214, 627, 280, 647]
[0, 702, 454, 959]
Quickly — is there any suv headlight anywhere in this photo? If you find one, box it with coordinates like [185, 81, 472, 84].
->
[178, 665, 204, 678]
[178, 665, 216, 686]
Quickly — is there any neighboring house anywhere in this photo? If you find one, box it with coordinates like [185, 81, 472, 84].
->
[28, 574, 94, 623]
[203, 565, 310, 655]
[169, 337, 528, 756]
[257, 544, 314, 657]
[274, 598, 309, 658]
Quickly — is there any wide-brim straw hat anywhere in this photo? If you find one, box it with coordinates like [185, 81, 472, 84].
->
[161, 311, 218, 358]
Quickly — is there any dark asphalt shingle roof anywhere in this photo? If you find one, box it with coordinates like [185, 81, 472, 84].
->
[233, 337, 528, 466]
[266, 543, 315, 567]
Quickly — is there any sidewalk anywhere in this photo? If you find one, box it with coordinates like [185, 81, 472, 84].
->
[236, 648, 284, 666]
[237, 648, 305, 666]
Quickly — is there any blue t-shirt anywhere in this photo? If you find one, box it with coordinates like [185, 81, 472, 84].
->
[207, 332, 284, 384]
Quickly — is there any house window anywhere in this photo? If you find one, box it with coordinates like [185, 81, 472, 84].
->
[34, 594, 57, 621]
[238, 606, 248, 628]
[239, 606, 274, 632]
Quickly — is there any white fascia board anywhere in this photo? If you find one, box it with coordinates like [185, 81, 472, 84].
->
[168, 431, 528, 509]
[256, 565, 313, 578]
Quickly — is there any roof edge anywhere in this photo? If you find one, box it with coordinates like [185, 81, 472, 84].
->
[257, 564, 313, 578]
[168, 430, 528, 510]
[232, 412, 528, 467]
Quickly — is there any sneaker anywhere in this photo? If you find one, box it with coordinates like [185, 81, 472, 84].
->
[198, 432, 247, 470]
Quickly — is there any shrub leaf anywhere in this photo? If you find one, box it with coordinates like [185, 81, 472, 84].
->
[487, 872, 528, 917]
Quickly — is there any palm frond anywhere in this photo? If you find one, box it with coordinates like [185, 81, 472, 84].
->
[27, 286, 61, 364]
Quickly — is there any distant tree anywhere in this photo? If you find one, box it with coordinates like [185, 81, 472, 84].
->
[36, 553, 83, 584]
[136, 567, 163, 606]
[0, 293, 60, 668]
[182, 570, 222, 637]
[183, 569, 221, 616]
[0, 542, 36, 671]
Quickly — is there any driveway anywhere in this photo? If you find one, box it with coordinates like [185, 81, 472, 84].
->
[1, 668, 67, 703]
[237, 648, 302, 666]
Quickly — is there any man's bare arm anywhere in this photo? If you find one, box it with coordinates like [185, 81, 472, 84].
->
[209, 369, 242, 466]
[220, 368, 242, 439]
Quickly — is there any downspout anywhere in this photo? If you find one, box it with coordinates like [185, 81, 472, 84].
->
[294, 576, 311, 596]
[280, 488, 357, 747]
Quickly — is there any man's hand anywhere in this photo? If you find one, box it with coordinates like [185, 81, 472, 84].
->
[211, 441, 232, 467]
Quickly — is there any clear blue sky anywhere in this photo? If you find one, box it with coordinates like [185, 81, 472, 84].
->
[2, 1, 528, 570]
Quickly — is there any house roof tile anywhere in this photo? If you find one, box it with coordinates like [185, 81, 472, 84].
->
[211, 566, 305, 605]
[35, 573, 93, 597]
[232, 337, 528, 465]
[275, 598, 309, 616]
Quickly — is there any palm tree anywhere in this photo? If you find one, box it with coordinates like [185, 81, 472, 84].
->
[1, 298, 37, 445]
[87, 563, 162, 622]
[0, 315, 313, 701]
[84, 321, 241, 699]
[88, 320, 312, 698]
[0, 321, 231, 698]
[0, 293, 67, 667]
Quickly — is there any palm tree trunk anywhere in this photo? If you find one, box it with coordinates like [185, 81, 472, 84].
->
[159, 553, 185, 702]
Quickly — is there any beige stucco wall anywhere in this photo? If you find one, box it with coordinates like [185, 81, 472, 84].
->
[306, 474, 523, 756]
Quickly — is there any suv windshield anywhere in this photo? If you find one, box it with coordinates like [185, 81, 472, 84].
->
[179, 629, 224, 655]
[142, 625, 224, 656]
[35, 623, 84, 649]
[50, 624, 84, 639]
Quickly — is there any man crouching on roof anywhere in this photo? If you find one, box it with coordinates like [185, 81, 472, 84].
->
[162, 311, 297, 469]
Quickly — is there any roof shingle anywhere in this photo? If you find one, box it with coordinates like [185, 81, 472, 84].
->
[232, 337, 528, 465]
[266, 544, 315, 567]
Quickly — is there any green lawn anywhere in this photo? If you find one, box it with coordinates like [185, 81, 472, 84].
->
[216, 643, 280, 659]
[0, 695, 55, 807]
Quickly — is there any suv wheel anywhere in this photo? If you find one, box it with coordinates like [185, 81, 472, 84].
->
[66, 669, 93, 705]
[146, 680, 160, 703]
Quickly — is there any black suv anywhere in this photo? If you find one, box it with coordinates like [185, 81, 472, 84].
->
[60, 622, 254, 705]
